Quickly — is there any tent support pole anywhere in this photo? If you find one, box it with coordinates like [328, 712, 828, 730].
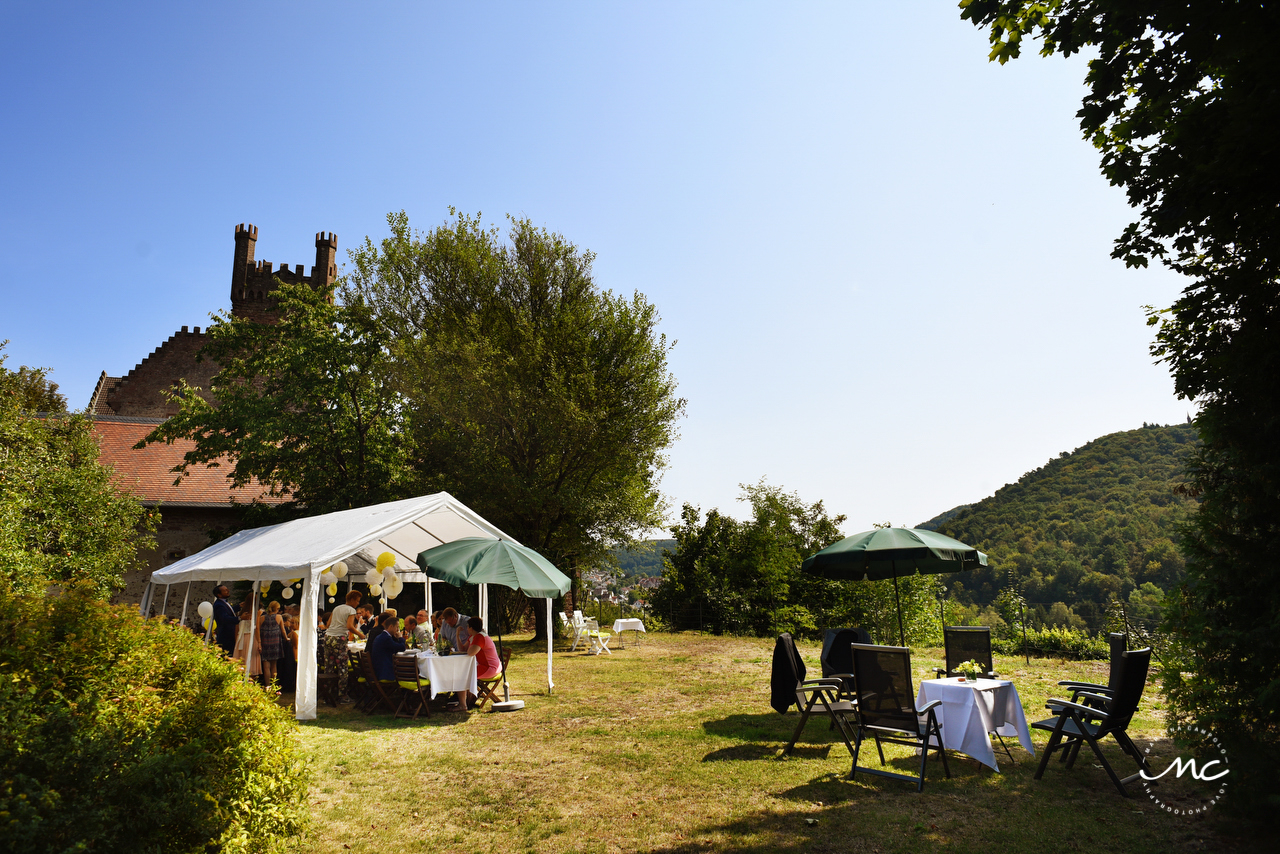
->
[244, 580, 260, 683]
[139, 582, 152, 617]
[892, 561, 905, 647]
[180, 581, 192, 627]
[159, 584, 171, 617]
[546, 597, 554, 694]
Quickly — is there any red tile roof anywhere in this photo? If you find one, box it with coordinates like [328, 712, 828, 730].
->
[90, 416, 286, 507]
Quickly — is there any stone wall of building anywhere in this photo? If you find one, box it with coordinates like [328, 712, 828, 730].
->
[116, 505, 243, 606]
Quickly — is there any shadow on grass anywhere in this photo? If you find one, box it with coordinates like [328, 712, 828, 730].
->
[702, 743, 833, 762]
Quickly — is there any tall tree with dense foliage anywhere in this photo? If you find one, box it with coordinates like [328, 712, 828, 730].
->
[0, 344, 155, 596]
[961, 0, 1280, 819]
[142, 281, 415, 518]
[347, 211, 685, 627]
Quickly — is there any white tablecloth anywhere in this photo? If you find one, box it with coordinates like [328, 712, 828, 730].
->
[412, 652, 478, 699]
[915, 677, 1036, 771]
[612, 619, 646, 633]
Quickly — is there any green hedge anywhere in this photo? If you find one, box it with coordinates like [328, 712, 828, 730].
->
[992, 625, 1109, 660]
[0, 585, 309, 853]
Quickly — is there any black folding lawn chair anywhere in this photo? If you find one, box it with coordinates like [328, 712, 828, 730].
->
[850, 643, 950, 791]
[934, 626, 997, 679]
[1031, 647, 1154, 796]
[771, 633, 859, 759]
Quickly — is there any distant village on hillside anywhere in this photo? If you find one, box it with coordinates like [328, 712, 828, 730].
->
[581, 539, 673, 609]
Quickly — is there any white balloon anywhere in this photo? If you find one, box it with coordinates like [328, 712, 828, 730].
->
[281, 588, 294, 599]
[333, 561, 348, 579]
[197, 601, 214, 619]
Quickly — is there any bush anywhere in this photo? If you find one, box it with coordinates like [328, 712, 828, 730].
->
[0, 585, 309, 853]
[991, 625, 1108, 660]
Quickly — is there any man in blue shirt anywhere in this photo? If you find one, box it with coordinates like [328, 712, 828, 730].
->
[368, 612, 406, 681]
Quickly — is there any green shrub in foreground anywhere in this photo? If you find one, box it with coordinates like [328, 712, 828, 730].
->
[0, 585, 309, 853]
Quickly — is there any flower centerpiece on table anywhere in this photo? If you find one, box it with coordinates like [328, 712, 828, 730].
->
[436, 637, 451, 656]
[956, 659, 984, 681]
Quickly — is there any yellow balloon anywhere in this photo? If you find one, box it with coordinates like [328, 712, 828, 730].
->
[327, 582, 338, 596]
[377, 551, 396, 570]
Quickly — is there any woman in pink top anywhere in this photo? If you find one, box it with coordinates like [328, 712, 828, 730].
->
[465, 616, 502, 679]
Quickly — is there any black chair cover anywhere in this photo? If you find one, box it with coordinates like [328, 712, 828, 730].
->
[770, 633, 806, 714]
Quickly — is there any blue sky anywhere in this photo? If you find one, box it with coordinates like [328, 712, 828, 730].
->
[0, 2, 1190, 534]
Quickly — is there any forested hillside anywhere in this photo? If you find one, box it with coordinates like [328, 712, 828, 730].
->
[922, 423, 1198, 629]
[612, 539, 675, 578]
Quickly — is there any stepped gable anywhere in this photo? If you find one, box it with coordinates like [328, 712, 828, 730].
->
[91, 224, 337, 416]
[90, 415, 285, 507]
[100, 326, 215, 418]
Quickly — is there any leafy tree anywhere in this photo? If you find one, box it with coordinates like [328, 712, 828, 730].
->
[653, 481, 846, 637]
[346, 211, 685, 632]
[141, 281, 415, 519]
[961, 0, 1280, 820]
[0, 344, 155, 596]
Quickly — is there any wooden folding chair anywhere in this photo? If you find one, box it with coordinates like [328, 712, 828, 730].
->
[393, 654, 431, 720]
[473, 648, 513, 712]
[358, 651, 400, 715]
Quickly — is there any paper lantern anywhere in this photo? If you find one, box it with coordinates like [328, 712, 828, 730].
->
[281, 588, 294, 599]
[364, 568, 381, 585]
[333, 561, 348, 579]
[197, 601, 214, 619]
[376, 551, 396, 570]
[369, 584, 382, 597]
[326, 582, 338, 596]
[319, 571, 336, 585]
[328, 597, 335, 603]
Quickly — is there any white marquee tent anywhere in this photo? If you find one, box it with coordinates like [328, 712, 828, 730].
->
[143, 493, 558, 720]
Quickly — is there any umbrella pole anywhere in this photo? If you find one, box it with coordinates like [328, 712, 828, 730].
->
[892, 561, 905, 647]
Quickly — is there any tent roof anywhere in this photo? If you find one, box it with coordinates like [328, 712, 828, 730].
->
[150, 493, 517, 584]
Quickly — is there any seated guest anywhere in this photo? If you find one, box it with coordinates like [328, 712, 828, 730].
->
[419, 612, 440, 645]
[437, 607, 471, 652]
[402, 615, 420, 647]
[366, 610, 397, 646]
[458, 616, 502, 710]
[368, 612, 406, 682]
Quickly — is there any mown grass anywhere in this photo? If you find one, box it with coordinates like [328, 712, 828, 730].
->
[294, 632, 1253, 853]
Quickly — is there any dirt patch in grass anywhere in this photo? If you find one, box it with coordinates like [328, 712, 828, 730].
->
[292, 634, 1257, 853]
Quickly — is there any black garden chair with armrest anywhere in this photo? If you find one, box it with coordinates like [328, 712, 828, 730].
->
[850, 643, 950, 791]
[1058, 631, 1127, 703]
[1031, 646, 1154, 797]
[934, 625, 997, 679]
[771, 633, 860, 759]
[820, 627, 872, 700]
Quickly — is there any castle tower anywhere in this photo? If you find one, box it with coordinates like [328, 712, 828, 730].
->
[315, 231, 337, 290]
[229, 224, 336, 323]
[230, 223, 257, 302]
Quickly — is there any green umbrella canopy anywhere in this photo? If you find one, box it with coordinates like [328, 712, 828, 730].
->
[416, 537, 572, 599]
[800, 527, 987, 581]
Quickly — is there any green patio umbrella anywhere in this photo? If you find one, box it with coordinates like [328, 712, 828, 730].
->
[800, 527, 987, 646]
[416, 537, 572, 699]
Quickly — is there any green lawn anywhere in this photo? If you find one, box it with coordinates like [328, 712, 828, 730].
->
[294, 632, 1249, 853]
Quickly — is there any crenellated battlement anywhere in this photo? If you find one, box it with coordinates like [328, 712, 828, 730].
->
[229, 224, 336, 322]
